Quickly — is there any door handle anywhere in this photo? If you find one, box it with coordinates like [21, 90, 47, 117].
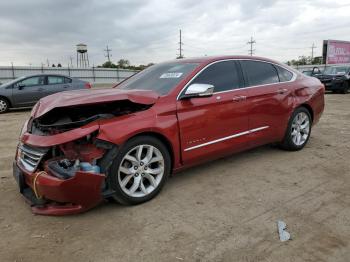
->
[37, 88, 44, 91]
[232, 96, 246, 102]
[232, 96, 241, 102]
[277, 88, 288, 94]
[63, 85, 69, 88]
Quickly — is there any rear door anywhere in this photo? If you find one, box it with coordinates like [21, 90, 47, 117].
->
[46, 75, 69, 95]
[239, 60, 295, 146]
[177, 60, 250, 166]
[12, 76, 46, 106]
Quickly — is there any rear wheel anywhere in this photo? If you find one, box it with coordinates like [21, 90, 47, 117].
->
[108, 136, 171, 205]
[0, 98, 9, 113]
[280, 107, 312, 151]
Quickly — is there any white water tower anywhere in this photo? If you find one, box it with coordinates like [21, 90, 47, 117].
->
[76, 43, 89, 68]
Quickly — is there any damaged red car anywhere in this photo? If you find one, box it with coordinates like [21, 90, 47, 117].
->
[13, 56, 325, 215]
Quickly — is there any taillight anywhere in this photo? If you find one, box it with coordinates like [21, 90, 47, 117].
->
[84, 82, 92, 89]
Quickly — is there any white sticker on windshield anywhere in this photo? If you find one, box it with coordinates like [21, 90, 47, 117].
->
[160, 72, 183, 79]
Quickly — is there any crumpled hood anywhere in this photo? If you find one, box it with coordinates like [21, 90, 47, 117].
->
[31, 88, 159, 118]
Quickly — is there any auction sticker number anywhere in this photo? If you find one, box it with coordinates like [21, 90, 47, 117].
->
[160, 72, 183, 78]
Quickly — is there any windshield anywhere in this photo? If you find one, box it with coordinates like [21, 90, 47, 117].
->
[0, 76, 25, 87]
[323, 66, 349, 75]
[118, 62, 199, 95]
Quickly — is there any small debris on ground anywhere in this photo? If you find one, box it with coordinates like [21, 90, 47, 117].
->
[277, 220, 291, 242]
[31, 234, 46, 238]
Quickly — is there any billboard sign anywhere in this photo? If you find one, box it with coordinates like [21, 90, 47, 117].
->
[324, 40, 350, 64]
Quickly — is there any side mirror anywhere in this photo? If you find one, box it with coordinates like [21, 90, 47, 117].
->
[18, 83, 25, 90]
[182, 83, 214, 99]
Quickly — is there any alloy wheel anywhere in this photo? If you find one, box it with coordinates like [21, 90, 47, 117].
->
[118, 144, 165, 198]
[291, 112, 310, 146]
[0, 99, 8, 113]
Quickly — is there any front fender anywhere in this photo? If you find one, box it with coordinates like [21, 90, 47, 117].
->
[96, 108, 182, 170]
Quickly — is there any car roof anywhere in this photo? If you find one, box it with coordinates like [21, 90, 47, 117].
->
[327, 65, 350, 68]
[19, 73, 71, 78]
[165, 55, 285, 65]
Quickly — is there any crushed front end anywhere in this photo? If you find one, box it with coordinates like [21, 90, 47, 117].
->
[12, 89, 157, 215]
[14, 127, 110, 215]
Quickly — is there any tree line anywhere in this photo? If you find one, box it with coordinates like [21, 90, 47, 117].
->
[98, 59, 154, 70]
[286, 56, 323, 66]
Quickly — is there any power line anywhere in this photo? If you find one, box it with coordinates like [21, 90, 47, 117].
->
[177, 29, 184, 59]
[247, 36, 256, 56]
[104, 45, 112, 62]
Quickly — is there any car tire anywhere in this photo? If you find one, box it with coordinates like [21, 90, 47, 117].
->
[341, 82, 349, 94]
[108, 135, 171, 205]
[279, 107, 312, 151]
[0, 97, 9, 113]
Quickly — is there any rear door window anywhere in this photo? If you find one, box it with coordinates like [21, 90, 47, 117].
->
[240, 60, 279, 86]
[191, 61, 242, 92]
[275, 65, 293, 82]
[48, 76, 65, 85]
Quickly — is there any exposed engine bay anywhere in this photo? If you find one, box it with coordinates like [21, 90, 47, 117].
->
[23, 133, 105, 179]
[28, 100, 152, 135]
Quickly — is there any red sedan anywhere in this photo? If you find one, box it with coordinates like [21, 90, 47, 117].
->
[13, 56, 325, 215]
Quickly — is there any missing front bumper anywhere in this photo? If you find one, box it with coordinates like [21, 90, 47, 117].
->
[13, 162, 105, 216]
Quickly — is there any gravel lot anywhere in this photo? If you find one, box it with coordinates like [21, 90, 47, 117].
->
[0, 93, 349, 262]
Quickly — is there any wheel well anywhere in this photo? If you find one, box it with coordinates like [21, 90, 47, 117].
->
[0, 96, 11, 108]
[300, 104, 314, 122]
[130, 132, 174, 172]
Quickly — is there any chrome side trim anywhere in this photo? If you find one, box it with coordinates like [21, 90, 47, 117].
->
[184, 126, 269, 152]
[176, 58, 298, 100]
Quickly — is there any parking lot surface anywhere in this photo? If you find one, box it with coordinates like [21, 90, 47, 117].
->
[0, 94, 349, 262]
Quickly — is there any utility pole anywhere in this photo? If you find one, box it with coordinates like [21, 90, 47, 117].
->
[104, 45, 112, 62]
[247, 36, 256, 56]
[69, 56, 74, 67]
[310, 43, 317, 61]
[177, 29, 184, 59]
[46, 58, 50, 67]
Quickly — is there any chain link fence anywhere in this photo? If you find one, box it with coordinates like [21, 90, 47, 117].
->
[0, 66, 139, 85]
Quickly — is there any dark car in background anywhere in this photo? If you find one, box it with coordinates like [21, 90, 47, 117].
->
[302, 67, 322, 76]
[314, 65, 350, 93]
[0, 74, 91, 113]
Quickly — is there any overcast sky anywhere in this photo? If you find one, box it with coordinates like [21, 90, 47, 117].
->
[0, 0, 349, 66]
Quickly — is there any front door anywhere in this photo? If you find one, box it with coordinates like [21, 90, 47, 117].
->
[12, 76, 46, 106]
[176, 60, 250, 166]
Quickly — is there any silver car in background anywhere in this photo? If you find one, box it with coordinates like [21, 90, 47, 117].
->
[0, 74, 92, 113]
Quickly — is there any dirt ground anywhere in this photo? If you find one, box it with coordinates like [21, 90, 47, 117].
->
[0, 93, 349, 262]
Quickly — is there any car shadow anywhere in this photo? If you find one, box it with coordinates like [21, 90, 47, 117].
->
[76, 144, 284, 218]
[8, 107, 32, 113]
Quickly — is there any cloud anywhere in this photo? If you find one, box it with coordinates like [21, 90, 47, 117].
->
[0, 0, 349, 66]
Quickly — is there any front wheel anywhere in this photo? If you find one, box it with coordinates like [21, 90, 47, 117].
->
[0, 98, 9, 113]
[108, 136, 171, 205]
[279, 107, 312, 151]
